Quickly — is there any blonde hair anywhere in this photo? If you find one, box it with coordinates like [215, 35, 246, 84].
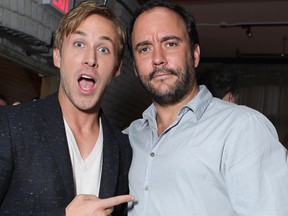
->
[54, 1, 126, 60]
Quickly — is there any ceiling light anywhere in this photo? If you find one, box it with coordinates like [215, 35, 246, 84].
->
[246, 27, 252, 38]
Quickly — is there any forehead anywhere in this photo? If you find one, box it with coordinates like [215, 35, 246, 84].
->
[77, 14, 116, 33]
[133, 7, 186, 38]
[67, 14, 119, 45]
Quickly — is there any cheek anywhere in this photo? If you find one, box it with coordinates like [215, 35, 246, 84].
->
[99, 64, 116, 82]
[134, 57, 151, 75]
[173, 52, 192, 70]
[101, 74, 114, 89]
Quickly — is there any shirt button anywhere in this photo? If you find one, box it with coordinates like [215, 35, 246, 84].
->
[150, 152, 155, 157]
[144, 186, 149, 191]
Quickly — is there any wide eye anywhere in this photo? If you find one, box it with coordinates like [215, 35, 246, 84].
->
[98, 47, 110, 54]
[74, 41, 84, 48]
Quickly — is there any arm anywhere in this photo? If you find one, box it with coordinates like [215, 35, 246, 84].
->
[31, 195, 134, 216]
[225, 112, 288, 215]
[0, 108, 14, 203]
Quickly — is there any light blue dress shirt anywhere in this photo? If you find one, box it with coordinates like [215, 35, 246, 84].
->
[125, 85, 288, 216]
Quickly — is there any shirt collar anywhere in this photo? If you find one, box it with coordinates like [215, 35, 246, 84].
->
[184, 85, 213, 121]
[143, 85, 213, 122]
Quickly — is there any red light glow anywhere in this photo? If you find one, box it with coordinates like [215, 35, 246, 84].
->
[52, 0, 70, 14]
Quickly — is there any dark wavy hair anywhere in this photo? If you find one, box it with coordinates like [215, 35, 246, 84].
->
[127, 0, 199, 56]
[198, 67, 239, 99]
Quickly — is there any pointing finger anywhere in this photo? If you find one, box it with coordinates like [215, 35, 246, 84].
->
[101, 195, 134, 209]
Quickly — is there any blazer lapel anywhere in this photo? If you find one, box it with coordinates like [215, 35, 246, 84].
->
[41, 93, 75, 201]
[40, 97, 119, 200]
[99, 114, 119, 198]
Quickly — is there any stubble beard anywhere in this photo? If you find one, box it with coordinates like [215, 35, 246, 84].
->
[59, 77, 99, 113]
[139, 64, 195, 107]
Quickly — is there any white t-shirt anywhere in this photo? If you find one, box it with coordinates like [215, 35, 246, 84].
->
[64, 118, 103, 196]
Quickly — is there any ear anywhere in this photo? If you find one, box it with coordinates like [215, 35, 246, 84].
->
[114, 61, 122, 77]
[193, 45, 200, 68]
[133, 62, 139, 77]
[53, 48, 61, 69]
[223, 92, 233, 103]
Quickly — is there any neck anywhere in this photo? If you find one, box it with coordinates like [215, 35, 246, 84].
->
[62, 105, 100, 160]
[155, 84, 199, 135]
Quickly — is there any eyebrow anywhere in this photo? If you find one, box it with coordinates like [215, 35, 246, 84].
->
[161, 35, 182, 44]
[73, 30, 115, 44]
[134, 35, 182, 50]
[134, 40, 150, 51]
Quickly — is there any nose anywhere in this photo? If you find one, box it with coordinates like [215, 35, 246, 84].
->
[83, 48, 97, 67]
[152, 46, 167, 67]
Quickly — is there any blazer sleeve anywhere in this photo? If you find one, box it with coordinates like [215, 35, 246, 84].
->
[0, 107, 14, 203]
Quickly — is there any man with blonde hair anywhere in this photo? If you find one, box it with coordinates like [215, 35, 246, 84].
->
[0, 1, 133, 215]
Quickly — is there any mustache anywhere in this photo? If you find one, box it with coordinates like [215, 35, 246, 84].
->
[149, 67, 178, 80]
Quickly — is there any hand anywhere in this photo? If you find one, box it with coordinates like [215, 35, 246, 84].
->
[65, 194, 134, 216]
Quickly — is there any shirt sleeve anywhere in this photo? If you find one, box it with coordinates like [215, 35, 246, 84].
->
[224, 111, 288, 216]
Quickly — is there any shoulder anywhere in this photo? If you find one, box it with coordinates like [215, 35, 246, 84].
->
[203, 98, 278, 137]
[123, 103, 155, 135]
[209, 98, 268, 121]
[123, 117, 148, 136]
[0, 93, 61, 125]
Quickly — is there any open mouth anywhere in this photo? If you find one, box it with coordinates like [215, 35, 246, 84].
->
[78, 75, 95, 91]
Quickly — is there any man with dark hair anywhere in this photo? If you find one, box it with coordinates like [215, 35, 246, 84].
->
[125, 0, 288, 215]
[0, 94, 8, 106]
[198, 67, 239, 104]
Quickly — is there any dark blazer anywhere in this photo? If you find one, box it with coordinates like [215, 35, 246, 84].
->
[0, 93, 132, 216]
